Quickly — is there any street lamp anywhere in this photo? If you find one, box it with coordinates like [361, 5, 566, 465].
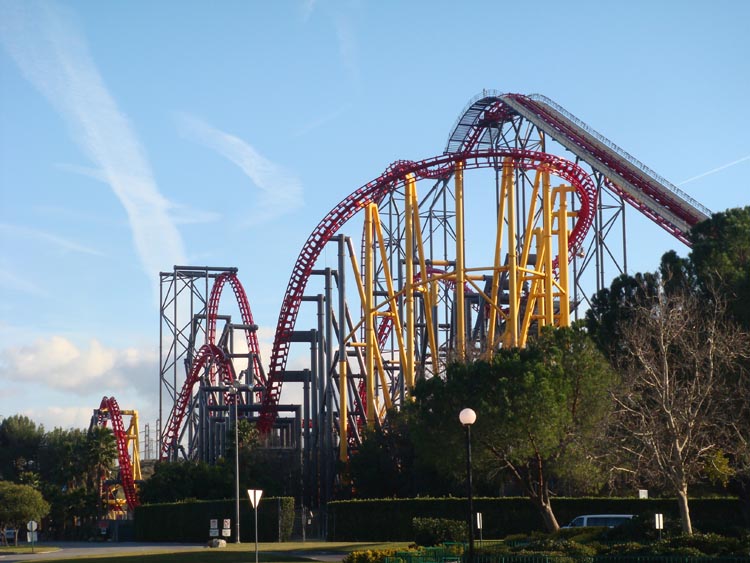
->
[459, 408, 476, 563]
[231, 382, 241, 544]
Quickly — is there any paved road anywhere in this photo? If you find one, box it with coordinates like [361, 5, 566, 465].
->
[0, 542, 205, 562]
[0, 543, 348, 563]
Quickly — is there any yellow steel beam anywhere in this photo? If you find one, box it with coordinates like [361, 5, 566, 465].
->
[542, 169, 554, 326]
[554, 185, 572, 327]
[411, 187, 440, 376]
[371, 208, 408, 371]
[505, 161, 519, 348]
[486, 160, 509, 357]
[364, 204, 375, 427]
[454, 161, 466, 359]
[404, 174, 416, 391]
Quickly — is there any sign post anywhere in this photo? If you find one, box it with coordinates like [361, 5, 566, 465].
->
[26, 521, 38, 553]
[654, 513, 664, 541]
[247, 489, 263, 563]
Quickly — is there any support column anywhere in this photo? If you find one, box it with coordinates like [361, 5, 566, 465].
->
[364, 204, 376, 427]
[557, 187, 571, 326]
[337, 235, 348, 462]
[506, 164, 519, 347]
[404, 174, 416, 392]
[454, 161, 466, 359]
[542, 170, 554, 326]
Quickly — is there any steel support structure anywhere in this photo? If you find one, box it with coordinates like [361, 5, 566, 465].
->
[149, 92, 712, 518]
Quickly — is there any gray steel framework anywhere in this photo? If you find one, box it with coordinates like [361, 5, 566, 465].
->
[159, 266, 301, 464]
[157, 93, 711, 525]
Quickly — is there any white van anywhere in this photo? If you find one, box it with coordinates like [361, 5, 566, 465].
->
[564, 514, 634, 528]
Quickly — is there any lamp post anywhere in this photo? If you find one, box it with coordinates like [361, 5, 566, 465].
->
[231, 382, 241, 544]
[459, 408, 476, 563]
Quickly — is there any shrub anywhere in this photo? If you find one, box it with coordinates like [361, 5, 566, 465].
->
[666, 532, 746, 556]
[342, 549, 409, 563]
[412, 517, 467, 546]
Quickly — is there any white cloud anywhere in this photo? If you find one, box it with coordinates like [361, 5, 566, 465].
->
[23, 405, 96, 431]
[0, 336, 157, 395]
[677, 154, 750, 186]
[0, 222, 103, 256]
[0, 0, 186, 281]
[56, 163, 220, 225]
[177, 114, 304, 226]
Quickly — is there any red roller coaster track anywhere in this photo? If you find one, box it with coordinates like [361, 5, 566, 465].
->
[257, 149, 597, 433]
[446, 93, 711, 244]
[158, 92, 712, 447]
[94, 396, 139, 511]
[256, 92, 713, 433]
[160, 272, 261, 460]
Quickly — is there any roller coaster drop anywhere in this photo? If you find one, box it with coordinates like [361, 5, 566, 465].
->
[147, 92, 712, 510]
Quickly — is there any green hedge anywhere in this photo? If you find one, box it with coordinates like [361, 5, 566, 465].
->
[413, 517, 467, 546]
[326, 497, 746, 540]
[134, 497, 294, 542]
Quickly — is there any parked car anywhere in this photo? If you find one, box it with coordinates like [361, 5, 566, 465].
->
[563, 514, 634, 528]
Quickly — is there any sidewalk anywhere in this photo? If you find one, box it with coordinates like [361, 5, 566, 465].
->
[0, 542, 204, 562]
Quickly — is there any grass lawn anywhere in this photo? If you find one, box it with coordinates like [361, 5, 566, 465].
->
[0, 541, 411, 563]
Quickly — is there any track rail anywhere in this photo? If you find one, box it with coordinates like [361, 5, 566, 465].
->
[160, 343, 236, 459]
[95, 396, 139, 511]
[445, 92, 711, 245]
[259, 149, 596, 432]
[160, 272, 263, 459]
[207, 272, 265, 385]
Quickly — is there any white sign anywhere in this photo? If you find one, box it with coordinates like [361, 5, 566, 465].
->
[221, 528, 231, 537]
[27, 521, 38, 532]
[655, 513, 664, 530]
[26, 532, 38, 543]
[247, 489, 263, 508]
[210, 519, 218, 529]
[223, 519, 231, 530]
[209, 529, 219, 537]
[638, 489, 649, 499]
[476, 512, 483, 530]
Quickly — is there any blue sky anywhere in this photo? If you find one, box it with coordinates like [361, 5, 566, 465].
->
[1, 0, 748, 442]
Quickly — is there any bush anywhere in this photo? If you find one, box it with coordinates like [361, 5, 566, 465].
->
[665, 532, 747, 556]
[413, 517, 467, 546]
[342, 549, 406, 563]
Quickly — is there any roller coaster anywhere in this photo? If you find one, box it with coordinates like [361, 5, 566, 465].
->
[101, 91, 712, 512]
[90, 396, 141, 514]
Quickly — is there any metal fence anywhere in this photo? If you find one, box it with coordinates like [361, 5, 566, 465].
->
[385, 553, 750, 563]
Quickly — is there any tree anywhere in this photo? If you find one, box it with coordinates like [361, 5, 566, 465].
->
[690, 206, 750, 329]
[0, 415, 44, 483]
[350, 408, 453, 498]
[0, 481, 50, 546]
[586, 249, 707, 359]
[36, 427, 115, 539]
[83, 426, 117, 518]
[409, 325, 617, 532]
[609, 280, 750, 534]
[138, 460, 232, 504]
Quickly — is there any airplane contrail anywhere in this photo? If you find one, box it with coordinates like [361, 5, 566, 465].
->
[677, 155, 750, 185]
